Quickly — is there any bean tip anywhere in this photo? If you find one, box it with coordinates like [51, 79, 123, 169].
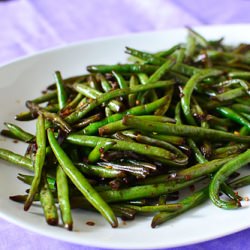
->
[47, 218, 59, 226]
[111, 221, 119, 228]
[86, 65, 97, 73]
[9, 195, 25, 203]
[151, 220, 157, 228]
[23, 202, 30, 211]
[64, 223, 73, 231]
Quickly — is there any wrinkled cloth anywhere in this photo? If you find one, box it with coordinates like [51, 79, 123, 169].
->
[0, 0, 250, 249]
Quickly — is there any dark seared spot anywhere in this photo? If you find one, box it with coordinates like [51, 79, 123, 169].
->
[99, 147, 105, 153]
[185, 175, 192, 181]
[47, 218, 58, 226]
[86, 221, 95, 226]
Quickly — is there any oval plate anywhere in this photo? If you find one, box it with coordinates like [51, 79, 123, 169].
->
[0, 24, 250, 249]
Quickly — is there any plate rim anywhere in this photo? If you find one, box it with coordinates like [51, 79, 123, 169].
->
[1, 23, 250, 68]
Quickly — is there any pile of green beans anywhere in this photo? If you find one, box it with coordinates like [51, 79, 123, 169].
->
[1, 28, 250, 230]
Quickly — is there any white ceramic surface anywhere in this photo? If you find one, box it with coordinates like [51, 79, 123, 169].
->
[0, 24, 250, 249]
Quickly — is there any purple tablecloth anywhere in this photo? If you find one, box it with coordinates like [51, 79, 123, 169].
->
[1, 0, 250, 249]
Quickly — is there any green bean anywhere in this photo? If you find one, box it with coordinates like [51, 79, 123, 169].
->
[88, 141, 115, 163]
[151, 186, 208, 228]
[73, 82, 123, 113]
[112, 71, 128, 88]
[104, 107, 113, 117]
[155, 44, 181, 58]
[212, 144, 247, 159]
[239, 126, 249, 136]
[136, 57, 175, 105]
[76, 97, 87, 108]
[120, 203, 182, 213]
[87, 64, 158, 74]
[64, 92, 83, 110]
[75, 162, 126, 179]
[181, 69, 222, 125]
[30, 90, 57, 104]
[221, 182, 242, 202]
[47, 128, 118, 227]
[1, 130, 24, 141]
[175, 47, 186, 64]
[209, 149, 250, 209]
[214, 79, 250, 94]
[0, 148, 33, 171]
[96, 73, 112, 92]
[69, 177, 203, 204]
[177, 157, 232, 180]
[50, 74, 88, 87]
[216, 106, 250, 131]
[137, 73, 149, 85]
[137, 156, 231, 187]
[187, 27, 208, 48]
[206, 115, 234, 127]
[241, 112, 250, 122]
[172, 63, 201, 76]
[98, 161, 149, 178]
[154, 86, 174, 116]
[15, 104, 59, 121]
[66, 134, 184, 166]
[98, 120, 127, 135]
[125, 47, 165, 65]
[54, 71, 68, 109]
[187, 138, 207, 163]
[52, 73, 70, 233]
[24, 115, 46, 211]
[17, 173, 55, 189]
[126, 160, 157, 171]
[99, 115, 175, 136]
[122, 115, 250, 143]
[147, 58, 176, 83]
[2, 122, 34, 142]
[87, 74, 102, 91]
[99, 177, 202, 203]
[10, 194, 39, 203]
[110, 205, 136, 220]
[149, 133, 185, 146]
[56, 165, 73, 230]
[185, 30, 196, 60]
[40, 173, 59, 226]
[128, 74, 138, 107]
[214, 87, 246, 101]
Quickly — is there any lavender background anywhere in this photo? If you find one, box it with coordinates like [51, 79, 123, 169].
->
[1, 0, 250, 249]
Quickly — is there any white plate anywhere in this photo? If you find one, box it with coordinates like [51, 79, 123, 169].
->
[0, 24, 250, 250]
